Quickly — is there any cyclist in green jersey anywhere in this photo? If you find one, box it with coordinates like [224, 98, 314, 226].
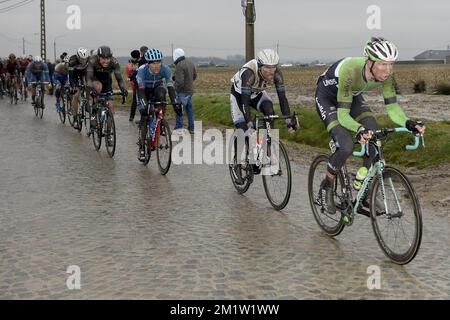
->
[315, 37, 426, 214]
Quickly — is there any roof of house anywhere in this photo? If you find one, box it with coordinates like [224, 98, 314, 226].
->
[414, 50, 450, 60]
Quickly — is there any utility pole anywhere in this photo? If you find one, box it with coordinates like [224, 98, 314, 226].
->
[40, 0, 47, 60]
[276, 41, 279, 54]
[242, 0, 256, 62]
[22, 38, 25, 55]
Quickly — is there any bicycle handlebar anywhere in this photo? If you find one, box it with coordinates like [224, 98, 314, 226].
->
[353, 127, 423, 157]
[91, 91, 126, 104]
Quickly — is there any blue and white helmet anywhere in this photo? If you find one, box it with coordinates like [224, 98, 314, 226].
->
[144, 48, 163, 62]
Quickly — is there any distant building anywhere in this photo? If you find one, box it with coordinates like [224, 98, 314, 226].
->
[414, 50, 450, 63]
[197, 61, 213, 67]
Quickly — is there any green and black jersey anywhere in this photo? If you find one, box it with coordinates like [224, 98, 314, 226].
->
[316, 57, 408, 132]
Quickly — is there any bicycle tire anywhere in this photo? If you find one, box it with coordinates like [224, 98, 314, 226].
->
[156, 119, 172, 175]
[105, 112, 116, 158]
[370, 166, 422, 265]
[262, 139, 292, 210]
[59, 94, 66, 124]
[308, 154, 346, 236]
[66, 95, 75, 127]
[229, 136, 253, 194]
[92, 112, 102, 151]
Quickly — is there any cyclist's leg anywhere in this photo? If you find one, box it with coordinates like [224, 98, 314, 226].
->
[72, 88, 80, 115]
[350, 95, 378, 169]
[28, 74, 37, 104]
[139, 87, 154, 147]
[129, 87, 137, 121]
[54, 76, 62, 108]
[315, 87, 353, 213]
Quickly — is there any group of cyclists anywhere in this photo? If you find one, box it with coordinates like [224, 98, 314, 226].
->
[229, 36, 426, 215]
[1, 36, 427, 216]
[0, 53, 32, 102]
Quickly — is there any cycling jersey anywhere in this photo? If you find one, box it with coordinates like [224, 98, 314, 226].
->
[26, 62, 50, 84]
[86, 55, 125, 92]
[18, 60, 29, 75]
[54, 62, 69, 76]
[68, 55, 88, 87]
[6, 61, 19, 75]
[230, 59, 290, 125]
[316, 57, 408, 132]
[136, 63, 173, 90]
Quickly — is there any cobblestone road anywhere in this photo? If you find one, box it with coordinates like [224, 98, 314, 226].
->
[0, 97, 449, 299]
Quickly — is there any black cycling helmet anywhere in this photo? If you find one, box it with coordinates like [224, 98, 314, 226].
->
[130, 50, 140, 59]
[98, 46, 113, 58]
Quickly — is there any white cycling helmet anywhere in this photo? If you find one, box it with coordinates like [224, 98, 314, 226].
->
[364, 37, 398, 62]
[256, 49, 279, 66]
[77, 47, 89, 59]
[33, 56, 43, 63]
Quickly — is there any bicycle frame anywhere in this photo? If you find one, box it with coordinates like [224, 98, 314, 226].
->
[340, 127, 422, 224]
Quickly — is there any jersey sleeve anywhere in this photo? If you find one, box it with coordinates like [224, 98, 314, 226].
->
[382, 74, 408, 127]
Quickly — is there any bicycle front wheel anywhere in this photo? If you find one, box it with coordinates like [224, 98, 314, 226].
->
[228, 135, 253, 194]
[105, 113, 116, 158]
[38, 93, 44, 118]
[308, 154, 346, 236]
[156, 119, 172, 175]
[262, 140, 292, 211]
[59, 94, 66, 124]
[370, 166, 422, 265]
[66, 95, 75, 127]
[92, 113, 102, 151]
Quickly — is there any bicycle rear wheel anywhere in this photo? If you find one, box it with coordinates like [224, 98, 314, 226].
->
[229, 136, 253, 194]
[262, 140, 292, 211]
[105, 112, 116, 158]
[370, 166, 422, 265]
[308, 154, 346, 236]
[156, 119, 172, 175]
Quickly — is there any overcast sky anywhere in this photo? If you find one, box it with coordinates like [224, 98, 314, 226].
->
[1, 0, 449, 62]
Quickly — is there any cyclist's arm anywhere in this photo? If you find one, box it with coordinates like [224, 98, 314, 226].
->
[240, 68, 255, 123]
[25, 64, 33, 84]
[274, 69, 291, 117]
[43, 64, 50, 83]
[86, 58, 95, 88]
[382, 74, 409, 127]
[112, 60, 126, 91]
[336, 67, 363, 133]
[163, 66, 176, 103]
[136, 67, 148, 105]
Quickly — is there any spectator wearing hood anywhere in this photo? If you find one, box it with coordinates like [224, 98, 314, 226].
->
[172, 48, 197, 134]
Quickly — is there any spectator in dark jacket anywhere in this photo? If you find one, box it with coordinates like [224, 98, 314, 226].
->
[126, 50, 140, 121]
[138, 46, 149, 67]
[173, 48, 197, 134]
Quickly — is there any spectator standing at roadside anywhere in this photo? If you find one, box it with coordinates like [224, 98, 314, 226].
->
[172, 48, 197, 134]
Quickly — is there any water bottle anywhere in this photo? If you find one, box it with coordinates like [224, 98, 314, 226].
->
[329, 139, 337, 154]
[100, 110, 107, 121]
[150, 118, 157, 139]
[353, 167, 368, 190]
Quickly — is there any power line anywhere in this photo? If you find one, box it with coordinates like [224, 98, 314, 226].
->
[0, 0, 34, 13]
